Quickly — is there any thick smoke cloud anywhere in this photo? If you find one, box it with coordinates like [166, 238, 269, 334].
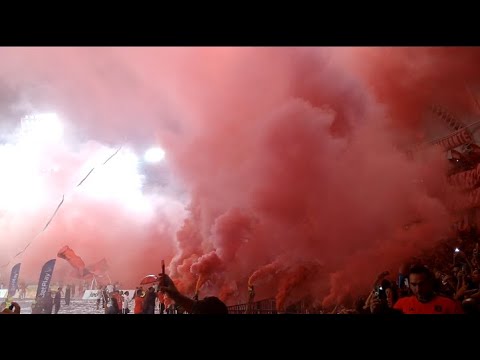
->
[0, 48, 478, 309]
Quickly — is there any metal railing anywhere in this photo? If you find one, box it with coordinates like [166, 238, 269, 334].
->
[228, 298, 277, 314]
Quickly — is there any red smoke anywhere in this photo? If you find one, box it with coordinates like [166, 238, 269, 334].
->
[190, 251, 224, 278]
[1, 48, 479, 308]
[248, 257, 289, 287]
[275, 262, 323, 312]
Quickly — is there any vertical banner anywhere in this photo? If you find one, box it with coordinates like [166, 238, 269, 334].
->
[36, 259, 56, 299]
[8, 263, 21, 297]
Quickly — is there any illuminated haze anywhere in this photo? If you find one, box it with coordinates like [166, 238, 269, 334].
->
[1, 47, 480, 309]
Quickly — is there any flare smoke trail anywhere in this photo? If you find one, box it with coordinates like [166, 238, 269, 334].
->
[1, 48, 480, 308]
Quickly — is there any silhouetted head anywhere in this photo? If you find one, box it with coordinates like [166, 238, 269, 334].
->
[192, 296, 228, 314]
[462, 298, 480, 314]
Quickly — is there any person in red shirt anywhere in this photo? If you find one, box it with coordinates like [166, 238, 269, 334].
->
[393, 265, 464, 314]
[133, 289, 144, 314]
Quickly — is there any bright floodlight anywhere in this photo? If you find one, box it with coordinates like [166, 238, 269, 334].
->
[21, 113, 63, 143]
[144, 147, 165, 163]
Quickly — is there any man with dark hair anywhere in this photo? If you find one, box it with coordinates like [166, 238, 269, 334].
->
[158, 274, 228, 314]
[393, 265, 463, 314]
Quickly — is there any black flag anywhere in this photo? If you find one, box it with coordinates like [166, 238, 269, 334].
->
[36, 259, 56, 299]
[8, 263, 21, 297]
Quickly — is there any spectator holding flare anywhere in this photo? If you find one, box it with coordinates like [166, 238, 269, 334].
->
[157, 274, 228, 314]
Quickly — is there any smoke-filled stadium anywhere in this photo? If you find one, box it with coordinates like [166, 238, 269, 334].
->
[1, 47, 480, 314]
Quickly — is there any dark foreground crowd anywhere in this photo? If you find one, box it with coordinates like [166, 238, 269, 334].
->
[328, 234, 480, 314]
[3, 234, 480, 314]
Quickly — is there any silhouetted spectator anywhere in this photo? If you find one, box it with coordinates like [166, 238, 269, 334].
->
[54, 288, 62, 314]
[65, 285, 71, 305]
[43, 292, 54, 314]
[142, 287, 156, 314]
[158, 274, 228, 314]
